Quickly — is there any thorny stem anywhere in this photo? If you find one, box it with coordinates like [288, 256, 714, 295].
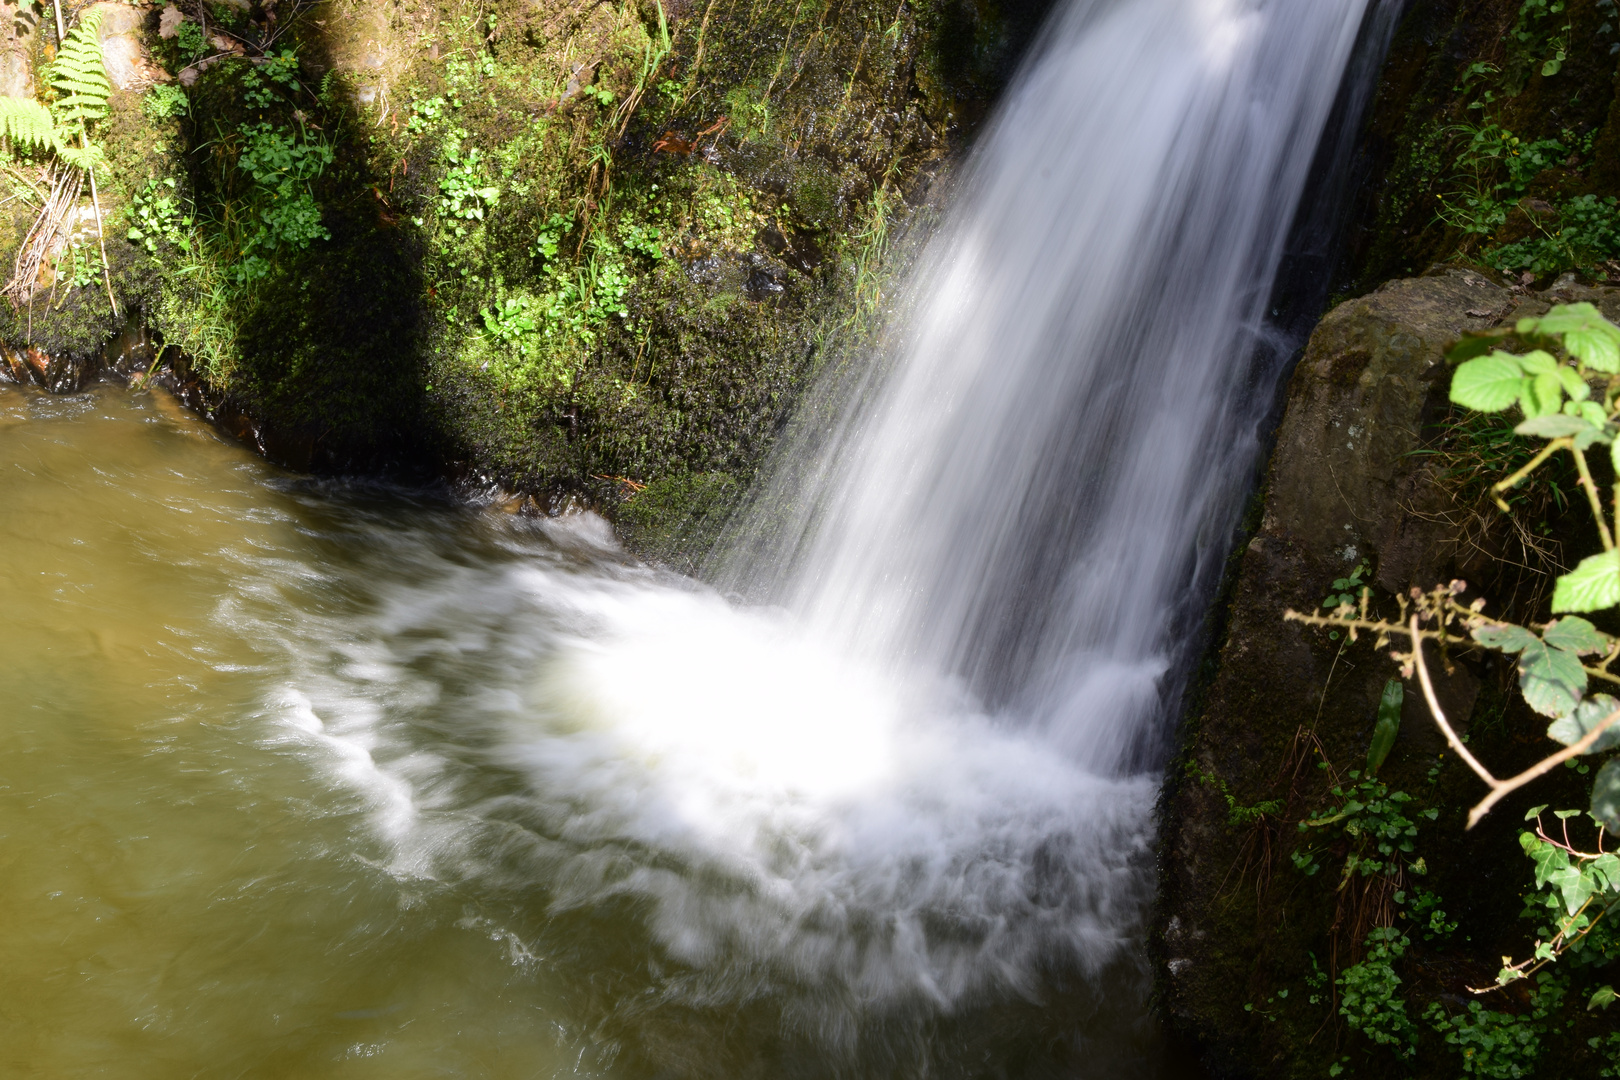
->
[1491, 437, 1570, 511]
[1405, 614, 1620, 827]
[1410, 616, 1500, 794]
[1571, 444, 1615, 551]
[1468, 706, 1620, 827]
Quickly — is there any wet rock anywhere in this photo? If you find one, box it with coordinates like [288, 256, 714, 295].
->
[0, 344, 99, 392]
[87, 2, 169, 91]
[1155, 269, 1620, 1077]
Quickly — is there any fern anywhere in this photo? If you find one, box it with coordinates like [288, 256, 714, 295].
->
[50, 10, 110, 136]
[0, 96, 56, 153]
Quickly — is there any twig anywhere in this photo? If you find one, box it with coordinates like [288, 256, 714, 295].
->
[1492, 437, 1570, 511]
[1410, 613, 1620, 827]
[1570, 444, 1615, 550]
[1410, 615, 1498, 791]
[85, 160, 117, 318]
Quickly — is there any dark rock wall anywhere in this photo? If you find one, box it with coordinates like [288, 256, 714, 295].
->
[1157, 270, 1620, 1078]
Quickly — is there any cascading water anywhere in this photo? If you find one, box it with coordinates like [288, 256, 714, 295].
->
[721, 0, 1387, 774]
[0, 1, 1403, 1076]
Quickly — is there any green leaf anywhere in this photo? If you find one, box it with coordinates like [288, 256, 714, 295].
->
[1548, 695, 1620, 753]
[1526, 804, 1549, 820]
[1519, 639, 1588, 718]
[1473, 623, 1540, 652]
[1592, 853, 1620, 892]
[1526, 371, 1565, 416]
[1560, 366, 1593, 401]
[1516, 413, 1590, 437]
[1589, 986, 1617, 1010]
[1446, 329, 1513, 364]
[1367, 679, 1403, 775]
[1524, 833, 1572, 886]
[1552, 864, 1596, 914]
[1517, 349, 1560, 376]
[1544, 617, 1611, 655]
[1553, 551, 1620, 613]
[1451, 353, 1527, 412]
[1592, 758, 1620, 833]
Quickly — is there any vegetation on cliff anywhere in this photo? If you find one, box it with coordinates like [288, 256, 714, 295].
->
[0, 0, 1051, 560]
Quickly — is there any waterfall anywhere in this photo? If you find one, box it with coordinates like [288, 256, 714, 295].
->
[719, 0, 1390, 775]
[218, 0, 1407, 1069]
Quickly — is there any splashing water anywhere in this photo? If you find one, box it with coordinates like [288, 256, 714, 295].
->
[0, 0, 1402, 1075]
[247, 0, 1389, 1060]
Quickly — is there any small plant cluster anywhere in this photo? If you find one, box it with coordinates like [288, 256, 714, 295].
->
[1427, 5, 1620, 279]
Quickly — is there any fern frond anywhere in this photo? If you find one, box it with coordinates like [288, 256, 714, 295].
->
[50, 12, 110, 133]
[56, 143, 104, 171]
[0, 96, 57, 153]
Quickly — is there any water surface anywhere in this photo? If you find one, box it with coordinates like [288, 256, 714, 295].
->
[1, 385, 1172, 1078]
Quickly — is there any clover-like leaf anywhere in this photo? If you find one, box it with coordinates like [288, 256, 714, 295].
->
[1595, 759, 1620, 835]
[1548, 695, 1620, 753]
[1553, 551, 1620, 613]
[1452, 353, 1528, 412]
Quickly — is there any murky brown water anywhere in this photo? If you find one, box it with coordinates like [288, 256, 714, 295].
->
[0, 383, 1179, 1079]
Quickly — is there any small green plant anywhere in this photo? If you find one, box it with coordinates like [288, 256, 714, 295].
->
[481, 294, 538, 347]
[127, 178, 192, 256]
[1291, 771, 1436, 880]
[437, 132, 499, 233]
[1425, 974, 1564, 1078]
[174, 21, 208, 65]
[1324, 560, 1370, 610]
[1489, 194, 1620, 278]
[1339, 928, 1421, 1058]
[142, 83, 189, 121]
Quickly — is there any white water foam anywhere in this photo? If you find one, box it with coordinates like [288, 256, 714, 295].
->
[227, 0, 1395, 1051]
[236, 513, 1154, 1011]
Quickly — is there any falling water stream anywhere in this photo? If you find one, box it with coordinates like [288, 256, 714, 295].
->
[2, 1, 1395, 1076]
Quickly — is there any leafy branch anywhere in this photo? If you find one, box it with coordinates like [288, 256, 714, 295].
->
[1285, 304, 1620, 832]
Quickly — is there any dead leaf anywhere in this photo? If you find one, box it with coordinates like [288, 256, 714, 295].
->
[159, 4, 185, 40]
[653, 131, 694, 154]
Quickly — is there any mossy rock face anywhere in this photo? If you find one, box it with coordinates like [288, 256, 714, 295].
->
[0, 0, 1055, 564]
[1341, 0, 1620, 294]
[1157, 270, 1620, 1079]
